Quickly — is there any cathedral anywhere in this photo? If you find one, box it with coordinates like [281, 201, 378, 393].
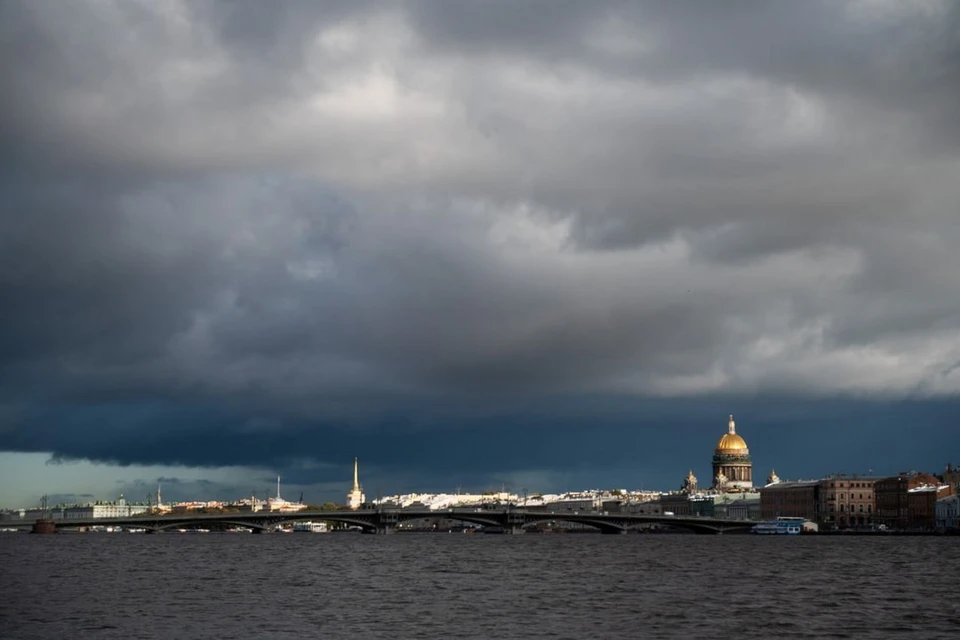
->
[711, 414, 753, 491]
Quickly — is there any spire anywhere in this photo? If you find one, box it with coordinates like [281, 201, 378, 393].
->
[277, 475, 281, 500]
[728, 414, 736, 434]
[352, 457, 360, 491]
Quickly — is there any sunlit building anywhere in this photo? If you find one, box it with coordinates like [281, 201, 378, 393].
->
[681, 470, 698, 494]
[62, 495, 150, 519]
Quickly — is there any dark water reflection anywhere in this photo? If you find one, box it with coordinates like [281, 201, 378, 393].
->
[1, 533, 958, 639]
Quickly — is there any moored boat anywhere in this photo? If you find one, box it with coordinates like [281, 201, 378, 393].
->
[751, 516, 805, 535]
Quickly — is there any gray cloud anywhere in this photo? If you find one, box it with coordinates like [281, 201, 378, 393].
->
[1, 0, 959, 474]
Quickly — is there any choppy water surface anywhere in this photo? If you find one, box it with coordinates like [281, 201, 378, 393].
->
[1, 533, 957, 639]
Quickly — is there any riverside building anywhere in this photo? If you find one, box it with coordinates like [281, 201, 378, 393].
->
[760, 480, 819, 522]
[817, 475, 879, 529]
[52, 495, 151, 520]
[936, 494, 959, 531]
[875, 472, 954, 531]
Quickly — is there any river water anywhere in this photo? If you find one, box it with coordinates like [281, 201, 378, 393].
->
[1, 533, 957, 639]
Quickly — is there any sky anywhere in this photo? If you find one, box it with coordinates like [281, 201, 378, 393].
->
[1, 0, 959, 508]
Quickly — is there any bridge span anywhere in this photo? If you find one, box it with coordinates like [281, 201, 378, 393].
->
[21, 508, 754, 535]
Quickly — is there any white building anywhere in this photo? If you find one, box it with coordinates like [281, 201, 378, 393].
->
[266, 476, 307, 512]
[936, 494, 959, 531]
[544, 497, 600, 513]
[62, 495, 150, 519]
[623, 499, 663, 516]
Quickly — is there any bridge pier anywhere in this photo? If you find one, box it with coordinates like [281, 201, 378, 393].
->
[372, 510, 399, 535]
[31, 519, 57, 534]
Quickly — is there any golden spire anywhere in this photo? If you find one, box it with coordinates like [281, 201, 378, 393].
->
[352, 457, 360, 491]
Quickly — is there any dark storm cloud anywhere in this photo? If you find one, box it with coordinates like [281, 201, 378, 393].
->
[1, 0, 958, 481]
[10, 396, 960, 500]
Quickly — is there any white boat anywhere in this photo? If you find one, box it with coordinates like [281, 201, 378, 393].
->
[292, 521, 329, 533]
[751, 517, 805, 535]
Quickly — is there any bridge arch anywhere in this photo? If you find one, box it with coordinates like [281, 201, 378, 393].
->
[269, 515, 376, 532]
[393, 512, 502, 531]
[151, 519, 271, 532]
[518, 516, 627, 534]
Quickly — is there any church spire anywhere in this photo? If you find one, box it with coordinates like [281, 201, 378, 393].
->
[728, 414, 736, 434]
[352, 457, 360, 491]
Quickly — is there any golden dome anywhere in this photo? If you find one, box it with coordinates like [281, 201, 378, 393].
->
[715, 432, 749, 451]
[714, 414, 749, 452]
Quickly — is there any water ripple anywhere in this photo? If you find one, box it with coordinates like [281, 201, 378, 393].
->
[1, 534, 959, 639]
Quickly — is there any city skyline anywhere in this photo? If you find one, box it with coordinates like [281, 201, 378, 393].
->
[3, 401, 956, 509]
[2, 2, 959, 508]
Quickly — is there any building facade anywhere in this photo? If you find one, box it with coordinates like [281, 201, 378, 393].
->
[935, 494, 959, 531]
[817, 475, 878, 529]
[875, 472, 954, 531]
[658, 493, 718, 517]
[760, 481, 819, 521]
[62, 495, 150, 519]
[712, 415, 753, 491]
[718, 494, 761, 520]
[623, 499, 663, 516]
[906, 485, 953, 531]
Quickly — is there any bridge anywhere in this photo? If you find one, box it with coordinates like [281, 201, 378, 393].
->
[18, 508, 755, 535]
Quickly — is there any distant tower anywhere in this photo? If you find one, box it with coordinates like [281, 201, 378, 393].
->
[277, 475, 282, 501]
[156, 483, 162, 508]
[346, 457, 366, 510]
[682, 470, 699, 494]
